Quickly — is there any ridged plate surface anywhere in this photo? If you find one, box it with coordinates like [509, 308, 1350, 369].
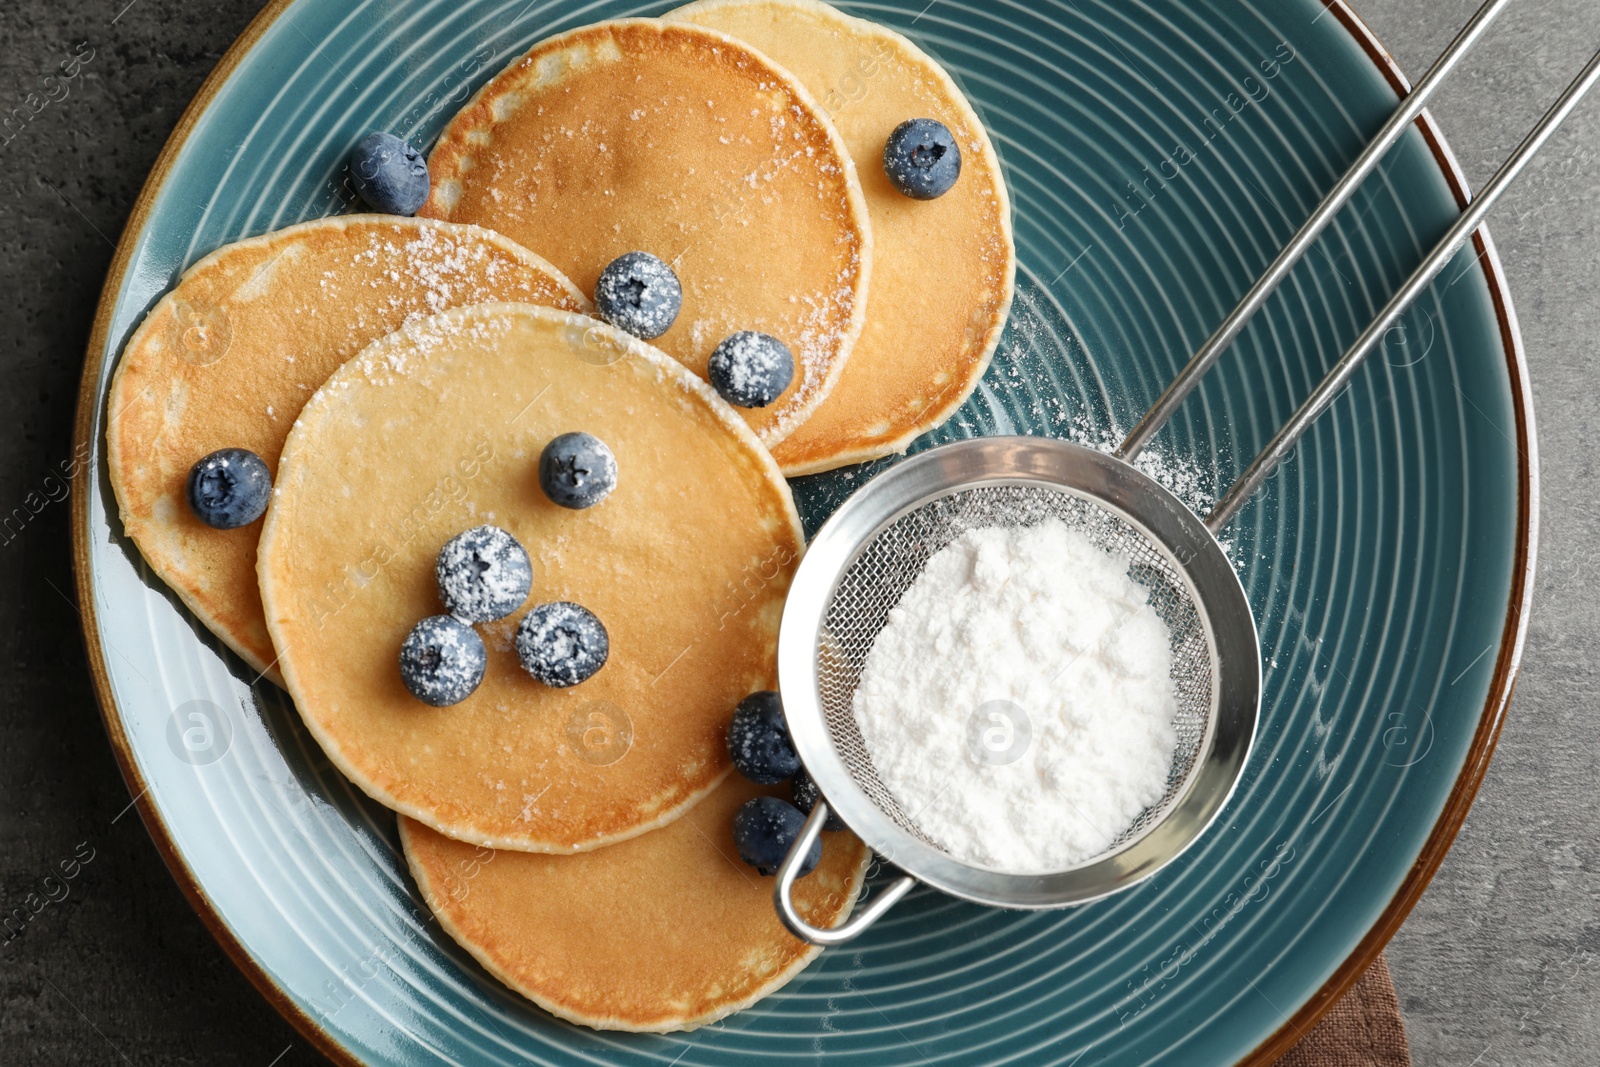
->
[75, 1, 1532, 1064]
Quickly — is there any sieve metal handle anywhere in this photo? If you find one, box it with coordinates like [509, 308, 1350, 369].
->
[774, 802, 917, 946]
[1115, 0, 1512, 464]
[1203, 42, 1600, 531]
[1105, 0, 1600, 531]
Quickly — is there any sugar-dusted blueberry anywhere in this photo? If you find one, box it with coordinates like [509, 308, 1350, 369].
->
[349, 132, 430, 216]
[435, 525, 533, 624]
[186, 447, 272, 529]
[515, 602, 609, 688]
[539, 432, 618, 510]
[400, 615, 487, 707]
[883, 118, 962, 200]
[733, 796, 820, 877]
[707, 331, 794, 408]
[791, 768, 847, 832]
[727, 691, 800, 785]
[594, 252, 682, 340]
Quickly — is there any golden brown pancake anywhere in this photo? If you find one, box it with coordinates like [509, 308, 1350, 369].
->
[419, 18, 872, 448]
[669, 0, 1016, 475]
[260, 304, 804, 852]
[401, 775, 870, 1031]
[106, 216, 588, 679]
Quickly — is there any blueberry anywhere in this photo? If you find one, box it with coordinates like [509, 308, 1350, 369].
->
[186, 448, 272, 529]
[435, 525, 533, 624]
[349, 132, 430, 216]
[727, 691, 800, 785]
[733, 796, 820, 877]
[707, 332, 795, 408]
[594, 252, 682, 340]
[539, 432, 618, 510]
[400, 615, 487, 706]
[791, 768, 847, 832]
[883, 118, 962, 200]
[515, 602, 609, 687]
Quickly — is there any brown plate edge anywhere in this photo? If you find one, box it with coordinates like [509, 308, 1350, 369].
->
[1239, 2, 1537, 1063]
[68, 1, 367, 1064]
[65, 3, 1537, 1067]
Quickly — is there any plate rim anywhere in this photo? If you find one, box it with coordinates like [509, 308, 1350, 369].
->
[1241, 3, 1538, 1060]
[66, 2, 1538, 1064]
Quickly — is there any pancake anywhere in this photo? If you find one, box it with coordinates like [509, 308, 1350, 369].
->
[419, 19, 872, 448]
[106, 216, 588, 680]
[401, 774, 871, 1032]
[259, 303, 805, 852]
[669, 0, 1016, 475]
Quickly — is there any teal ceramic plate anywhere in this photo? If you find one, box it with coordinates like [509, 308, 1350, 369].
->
[72, 1, 1534, 1064]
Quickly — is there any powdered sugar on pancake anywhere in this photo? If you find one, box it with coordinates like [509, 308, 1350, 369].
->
[419, 19, 873, 447]
[105, 216, 587, 679]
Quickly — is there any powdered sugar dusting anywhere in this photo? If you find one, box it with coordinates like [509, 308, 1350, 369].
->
[852, 519, 1179, 873]
[421, 19, 871, 445]
[1064, 414, 1233, 559]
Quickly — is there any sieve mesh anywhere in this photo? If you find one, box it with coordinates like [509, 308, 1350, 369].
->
[817, 483, 1215, 870]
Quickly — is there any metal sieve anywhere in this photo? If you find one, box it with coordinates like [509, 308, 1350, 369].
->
[773, 2, 1600, 944]
[775, 439, 1257, 934]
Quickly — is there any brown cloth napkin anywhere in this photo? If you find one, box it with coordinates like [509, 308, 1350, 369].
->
[1274, 954, 1412, 1066]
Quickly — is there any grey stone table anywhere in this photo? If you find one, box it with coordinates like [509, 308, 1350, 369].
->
[0, 0, 1593, 1063]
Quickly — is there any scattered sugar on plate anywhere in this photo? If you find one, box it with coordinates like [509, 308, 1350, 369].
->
[851, 518, 1179, 873]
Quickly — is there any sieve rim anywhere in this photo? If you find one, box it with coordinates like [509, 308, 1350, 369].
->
[777, 437, 1260, 910]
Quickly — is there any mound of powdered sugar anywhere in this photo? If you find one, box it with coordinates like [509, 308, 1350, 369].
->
[851, 519, 1179, 873]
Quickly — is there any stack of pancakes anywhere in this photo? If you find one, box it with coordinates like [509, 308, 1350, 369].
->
[107, 0, 1013, 1033]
